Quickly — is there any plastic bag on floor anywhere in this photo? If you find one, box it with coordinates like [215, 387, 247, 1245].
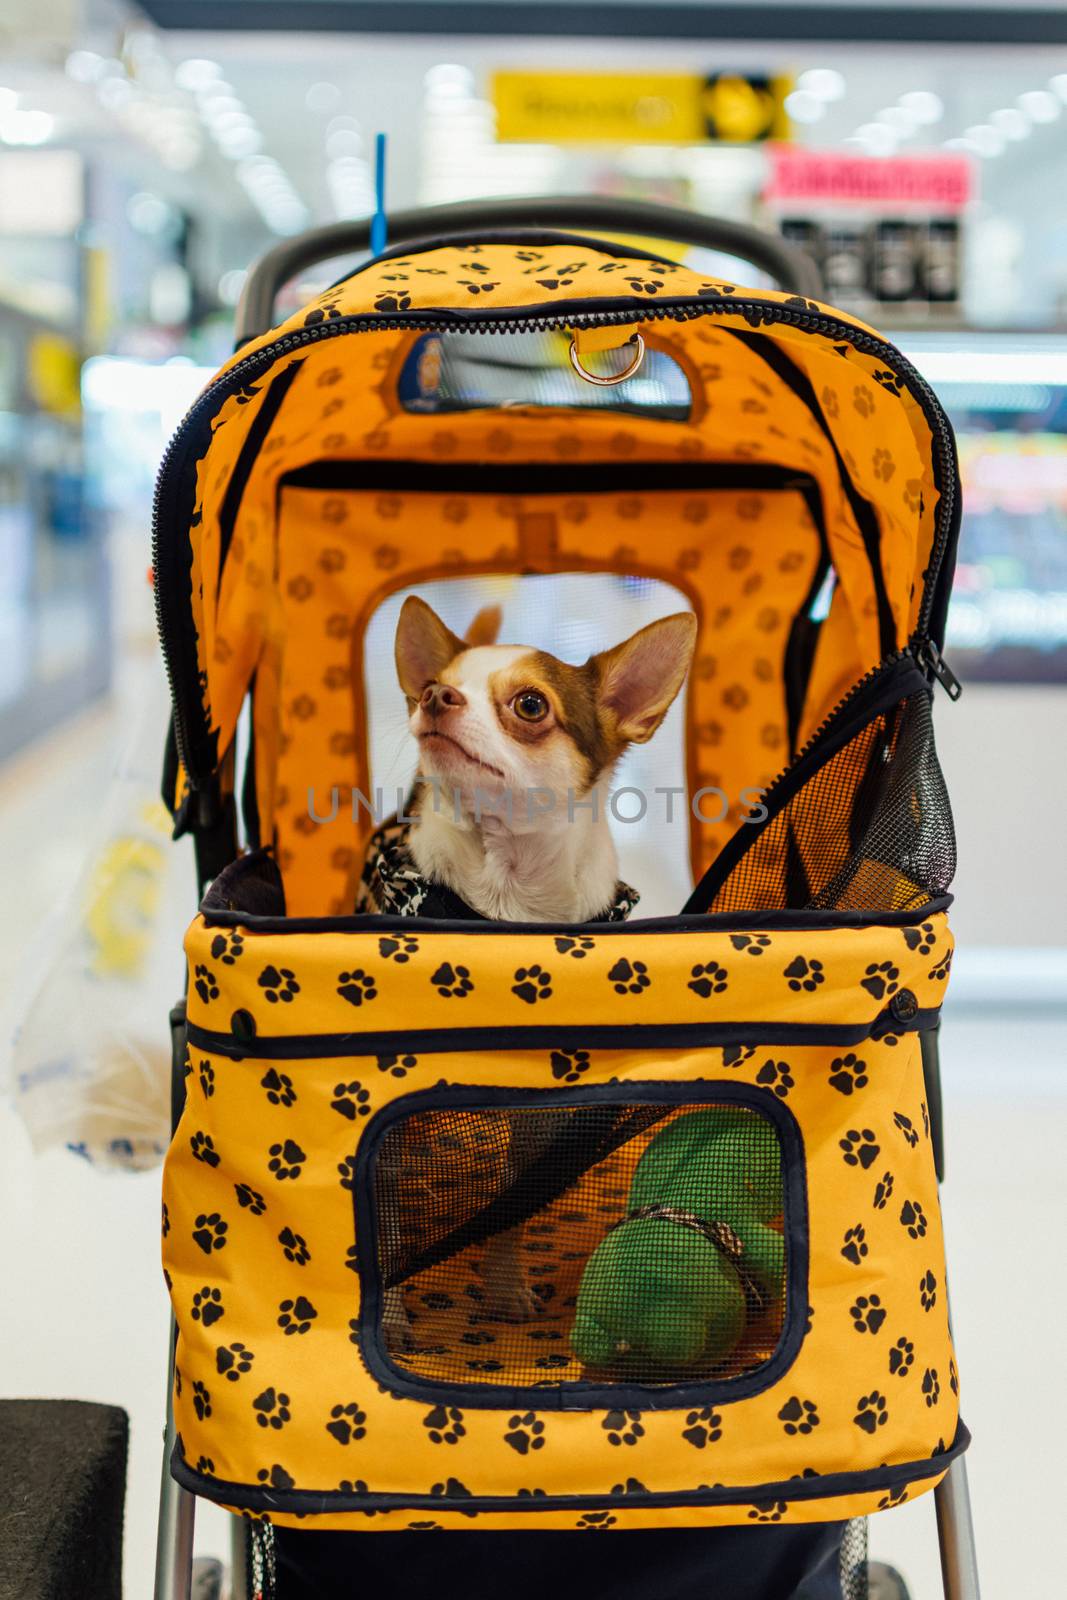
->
[9, 685, 193, 1171]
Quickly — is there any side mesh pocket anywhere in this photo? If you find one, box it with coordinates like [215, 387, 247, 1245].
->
[696, 671, 956, 915]
[359, 1088, 805, 1406]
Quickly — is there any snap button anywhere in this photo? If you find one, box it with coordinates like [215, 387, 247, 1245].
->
[890, 988, 919, 1022]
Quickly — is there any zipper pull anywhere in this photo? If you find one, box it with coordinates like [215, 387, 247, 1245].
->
[919, 639, 962, 700]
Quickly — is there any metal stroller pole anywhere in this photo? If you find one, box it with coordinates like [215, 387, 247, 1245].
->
[154, 1314, 196, 1600]
[936, 1444, 980, 1599]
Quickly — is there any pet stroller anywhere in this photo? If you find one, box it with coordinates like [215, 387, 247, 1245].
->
[152, 199, 979, 1600]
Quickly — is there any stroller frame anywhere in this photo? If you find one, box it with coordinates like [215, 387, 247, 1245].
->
[151, 198, 981, 1600]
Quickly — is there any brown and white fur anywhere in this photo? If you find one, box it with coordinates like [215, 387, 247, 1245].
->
[383, 595, 697, 1338]
[396, 595, 696, 924]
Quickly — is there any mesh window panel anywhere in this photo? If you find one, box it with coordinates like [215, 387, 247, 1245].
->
[371, 1101, 787, 1391]
[710, 690, 956, 914]
[248, 1518, 276, 1599]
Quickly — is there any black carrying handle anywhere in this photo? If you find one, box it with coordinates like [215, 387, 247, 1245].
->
[235, 195, 823, 344]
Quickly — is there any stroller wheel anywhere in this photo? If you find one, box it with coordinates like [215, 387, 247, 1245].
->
[191, 1556, 224, 1600]
[867, 1561, 912, 1600]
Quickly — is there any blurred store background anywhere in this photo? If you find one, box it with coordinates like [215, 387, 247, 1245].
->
[0, 2, 1064, 1596]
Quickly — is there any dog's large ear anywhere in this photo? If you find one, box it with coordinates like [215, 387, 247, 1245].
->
[464, 603, 503, 648]
[395, 596, 466, 700]
[592, 612, 697, 745]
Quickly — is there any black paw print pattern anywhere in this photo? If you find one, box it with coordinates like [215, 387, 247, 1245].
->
[430, 962, 473, 998]
[504, 1412, 546, 1454]
[888, 1337, 915, 1377]
[861, 961, 899, 999]
[894, 1112, 919, 1148]
[729, 934, 771, 956]
[216, 1343, 254, 1381]
[840, 1129, 880, 1169]
[755, 1058, 794, 1098]
[748, 1500, 788, 1522]
[512, 965, 552, 1004]
[194, 965, 219, 1003]
[688, 961, 728, 998]
[849, 1295, 886, 1334]
[902, 922, 937, 955]
[550, 1049, 590, 1083]
[607, 957, 650, 995]
[278, 1296, 318, 1335]
[267, 1139, 306, 1181]
[922, 1368, 941, 1407]
[326, 1402, 368, 1444]
[423, 1406, 466, 1445]
[377, 1053, 417, 1078]
[253, 1387, 291, 1430]
[723, 1044, 756, 1068]
[192, 1213, 228, 1255]
[577, 1511, 617, 1531]
[784, 955, 824, 992]
[261, 1068, 296, 1107]
[278, 1227, 310, 1266]
[873, 1171, 894, 1210]
[828, 1053, 869, 1095]
[330, 1081, 371, 1120]
[854, 1391, 889, 1433]
[778, 1397, 820, 1435]
[161, 1201, 170, 1238]
[602, 1410, 644, 1446]
[210, 931, 244, 965]
[235, 1183, 266, 1215]
[682, 1407, 723, 1448]
[555, 935, 595, 959]
[929, 951, 953, 981]
[198, 1061, 215, 1098]
[841, 1225, 868, 1265]
[192, 1380, 212, 1421]
[337, 969, 378, 1007]
[256, 1464, 295, 1490]
[258, 965, 300, 1004]
[190, 1131, 220, 1168]
[378, 934, 418, 963]
[919, 1270, 938, 1311]
[900, 1200, 928, 1239]
[191, 1286, 224, 1326]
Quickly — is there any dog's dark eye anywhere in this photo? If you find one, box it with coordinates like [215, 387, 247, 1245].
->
[512, 689, 549, 722]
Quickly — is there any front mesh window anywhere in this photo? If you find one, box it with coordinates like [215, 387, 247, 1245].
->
[369, 1099, 788, 1393]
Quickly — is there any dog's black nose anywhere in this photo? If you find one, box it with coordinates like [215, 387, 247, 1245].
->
[420, 682, 466, 715]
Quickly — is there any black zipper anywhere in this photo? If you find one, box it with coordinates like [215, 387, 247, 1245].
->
[682, 646, 925, 913]
[152, 294, 960, 787]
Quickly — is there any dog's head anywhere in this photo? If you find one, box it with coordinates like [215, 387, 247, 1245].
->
[395, 595, 697, 817]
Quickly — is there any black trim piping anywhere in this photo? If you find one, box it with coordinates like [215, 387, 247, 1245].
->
[279, 460, 820, 497]
[169, 1419, 970, 1516]
[351, 1081, 807, 1410]
[217, 362, 303, 577]
[152, 292, 960, 791]
[186, 1008, 942, 1062]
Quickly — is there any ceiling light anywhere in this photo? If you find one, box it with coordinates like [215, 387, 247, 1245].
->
[1021, 89, 1060, 123]
[1050, 74, 1067, 101]
[325, 127, 363, 158]
[424, 64, 474, 92]
[964, 124, 1003, 157]
[854, 122, 897, 157]
[0, 107, 55, 145]
[0, 87, 17, 114]
[899, 90, 943, 125]
[306, 81, 341, 114]
[784, 90, 825, 125]
[175, 59, 223, 92]
[990, 107, 1029, 141]
[796, 68, 846, 102]
[66, 50, 106, 84]
[879, 106, 918, 134]
[199, 93, 243, 119]
[216, 126, 262, 159]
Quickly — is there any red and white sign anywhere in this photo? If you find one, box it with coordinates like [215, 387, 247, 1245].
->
[765, 147, 975, 211]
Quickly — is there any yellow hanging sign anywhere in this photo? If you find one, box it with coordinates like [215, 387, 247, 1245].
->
[493, 70, 792, 146]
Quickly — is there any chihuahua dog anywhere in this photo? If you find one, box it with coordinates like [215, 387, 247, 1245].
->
[363, 595, 697, 1342]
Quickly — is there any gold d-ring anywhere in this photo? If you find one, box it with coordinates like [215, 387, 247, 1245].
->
[568, 332, 646, 387]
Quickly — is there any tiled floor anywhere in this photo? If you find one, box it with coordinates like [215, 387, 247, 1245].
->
[1, 689, 1063, 1598]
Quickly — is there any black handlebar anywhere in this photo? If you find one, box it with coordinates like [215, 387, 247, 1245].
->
[234, 195, 823, 343]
